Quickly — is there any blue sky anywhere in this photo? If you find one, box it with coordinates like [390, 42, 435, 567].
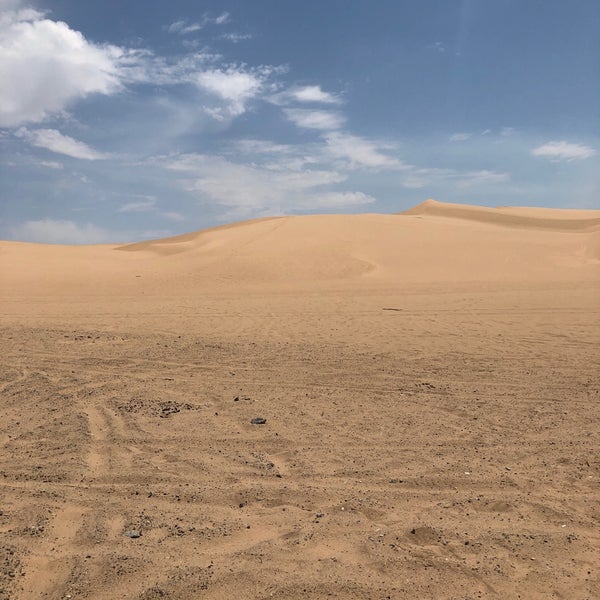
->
[1, 0, 598, 243]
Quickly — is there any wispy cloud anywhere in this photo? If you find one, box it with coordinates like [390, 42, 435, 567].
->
[323, 132, 408, 170]
[284, 108, 345, 130]
[16, 128, 109, 160]
[167, 20, 204, 35]
[11, 219, 116, 244]
[401, 167, 509, 189]
[214, 12, 230, 25]
[288, 85, 341, 104]
[164, 152, 371, 216]
[117, 197, 185, 222]
[167, 12, 230, 35]
[10, 218, 173, 244]
[118, 199, 156, 212]
[532, 140, 597, 162]
[455, 169, 509, 187]
[269, 85, 342, 106]
[195, 66, 278, 119]
[39, 160, 64, 169]
[449, 132, 471, 142]
[220, 32, 252, 43]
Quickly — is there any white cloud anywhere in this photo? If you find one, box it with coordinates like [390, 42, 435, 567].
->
[531, 140, 597, 162]
[449, 132, 471, 142]
[0, 9, 278, 128]
[296, 191, 375, 209]
[11, 219, 115, 244]
[220, 32, 252, 43]
[234, 139, 295, 155]
[0, 9, 126, 127]
[117, 198, 184, 222]
[165, 152, 360, 215]
[16, 128, 109, 160]
[39, 160, 63, 169]
[167, 12, 229, 35]
[268, 85, 342, 107]
[215, 12, 230, 25]
[195, 67, 274, 119]
[400, 167, 508, 190]
[323, 132, 408, 170]
[167, 20, 203, 35]
[161, 211, 185, 221]
[401, 177, 427, 189]
[284, 108, 345, 130]
[118, 199, 156, 212]
[455, 170, 509, 187]
[289, 85, 341, 104]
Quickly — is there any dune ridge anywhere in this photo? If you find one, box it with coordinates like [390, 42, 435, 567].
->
[401, 199, 600, 231]
[1, 200, 599, 294]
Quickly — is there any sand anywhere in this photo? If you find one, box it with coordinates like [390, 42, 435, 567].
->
[0, 199, 599, 599]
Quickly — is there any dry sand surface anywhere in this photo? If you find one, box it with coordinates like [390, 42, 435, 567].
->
[0, 199, 599, 599]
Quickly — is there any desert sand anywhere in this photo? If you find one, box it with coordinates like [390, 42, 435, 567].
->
[0, 199, 599, 599]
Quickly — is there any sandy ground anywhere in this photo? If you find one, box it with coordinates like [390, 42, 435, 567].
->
[0, 200, 599, 599]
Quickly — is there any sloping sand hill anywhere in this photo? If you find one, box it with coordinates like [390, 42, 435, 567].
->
[1, 200, 599, 599]
[1, 200, 599, 296]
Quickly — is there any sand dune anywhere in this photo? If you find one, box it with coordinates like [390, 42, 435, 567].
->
[401, 198, 600, 230]
[1, 200, 599, 296]
[1, 200, 599, 599]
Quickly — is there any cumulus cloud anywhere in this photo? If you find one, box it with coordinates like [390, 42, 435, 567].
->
[284, 108, 345, 130]
[0, 9, 127, 127]
[531, 141, 597, 162]
[0, 8, 280, 127]
[16, 128, 109, 160]
[323, 132, 408, 170]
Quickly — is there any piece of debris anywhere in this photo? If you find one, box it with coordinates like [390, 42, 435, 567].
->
[250, 417, 267, 425]
[123, 530, 142, 539]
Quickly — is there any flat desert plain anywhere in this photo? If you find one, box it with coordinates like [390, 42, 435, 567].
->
[0, 199, 599, 599]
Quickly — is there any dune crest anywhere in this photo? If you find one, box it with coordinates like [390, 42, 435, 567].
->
[401, 199, 600, 231]
[1, 200, 598, 294]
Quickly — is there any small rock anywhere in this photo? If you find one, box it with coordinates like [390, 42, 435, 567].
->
[316, 512, 324, 519]
[123, 530, 142, 539]
[250, 417, 267, 425]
